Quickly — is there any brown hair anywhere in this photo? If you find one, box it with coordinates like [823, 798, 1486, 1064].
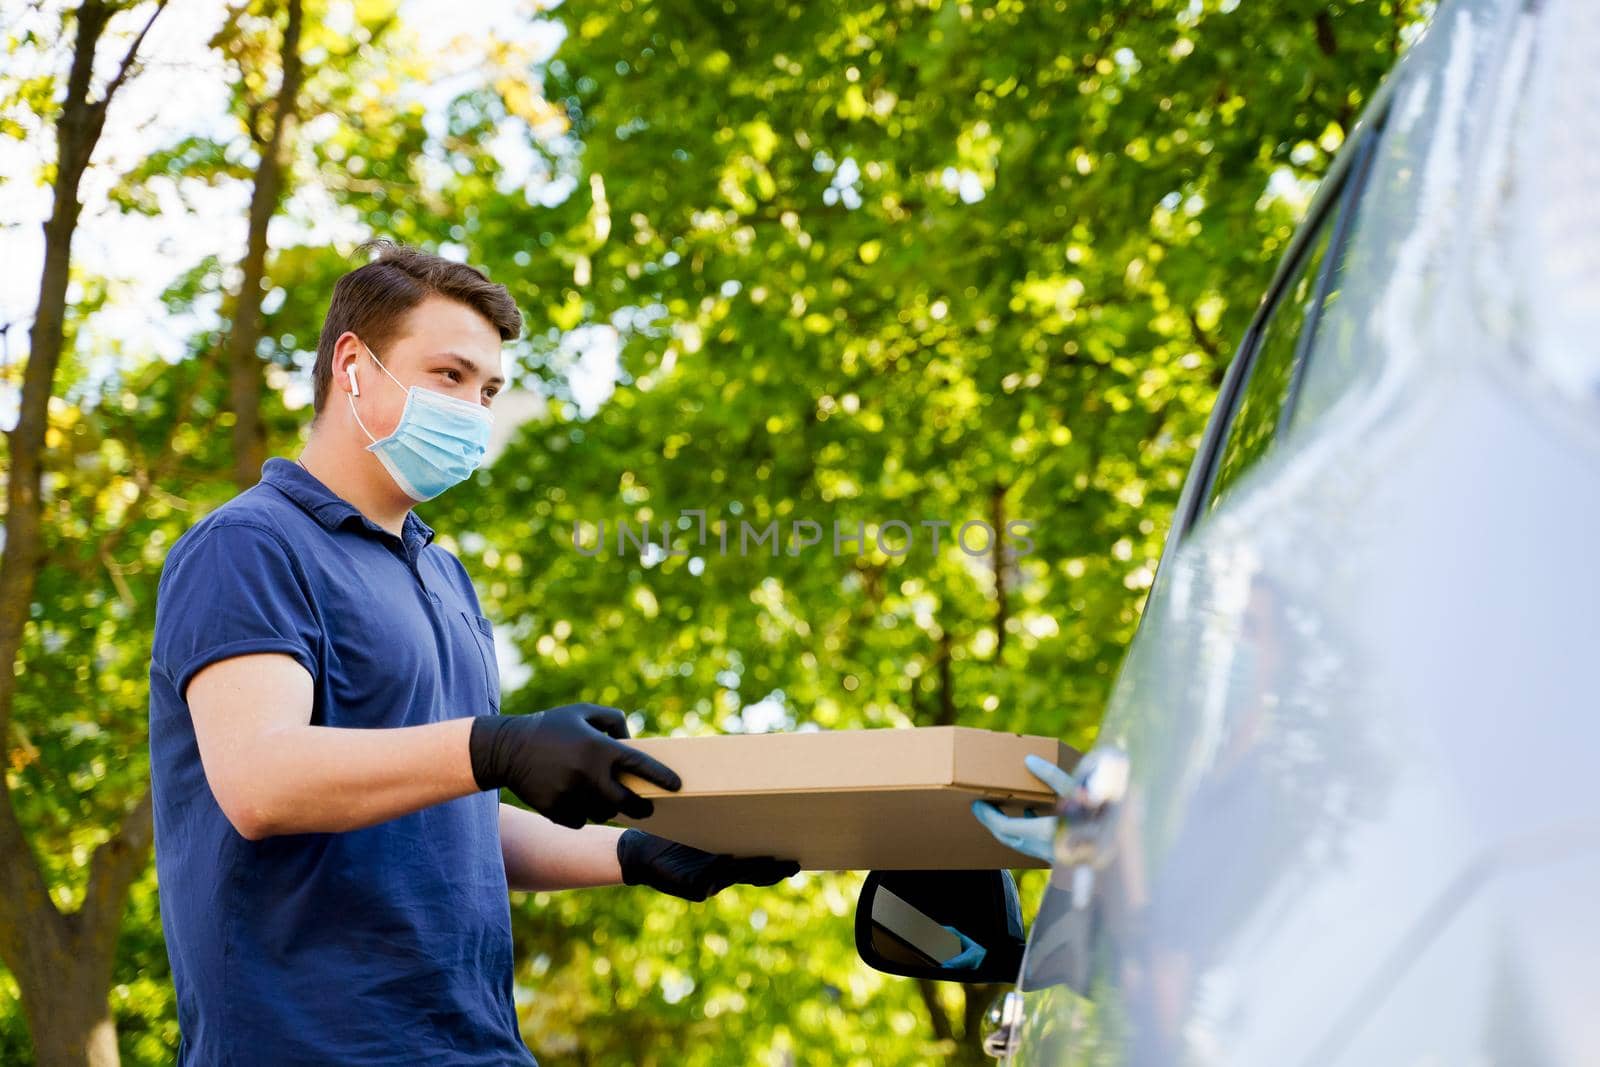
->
[310, 238, 523, 420]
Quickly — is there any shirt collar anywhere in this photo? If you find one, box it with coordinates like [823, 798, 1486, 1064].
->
[259, 457, 435, 553]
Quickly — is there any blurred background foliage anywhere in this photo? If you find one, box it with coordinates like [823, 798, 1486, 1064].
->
[0, 0, 1427, 1062]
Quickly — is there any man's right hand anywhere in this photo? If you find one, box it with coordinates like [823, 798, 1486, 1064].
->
[469, 704, 682, 829]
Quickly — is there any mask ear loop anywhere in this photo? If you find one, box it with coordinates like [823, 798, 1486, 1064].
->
[347, 362, 384, 446]
[347, 392, 380, 446]
[362, 340, 410, 393]
[345, 340, 410, 446]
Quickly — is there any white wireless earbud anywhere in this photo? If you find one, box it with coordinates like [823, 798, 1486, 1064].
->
[349, 365, 361, 397]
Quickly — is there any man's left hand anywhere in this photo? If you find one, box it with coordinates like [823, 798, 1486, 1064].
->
[617, 829, 800, 902]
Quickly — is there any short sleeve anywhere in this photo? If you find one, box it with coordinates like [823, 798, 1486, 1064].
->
[153, 521, 322, 702]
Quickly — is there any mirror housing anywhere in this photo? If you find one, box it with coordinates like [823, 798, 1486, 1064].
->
[854, 869, 1026, 984]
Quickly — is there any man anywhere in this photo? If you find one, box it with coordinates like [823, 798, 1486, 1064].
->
[148, 239, 798, 1065]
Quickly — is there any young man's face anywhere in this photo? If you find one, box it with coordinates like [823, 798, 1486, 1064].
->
[345, 294, 506, 442]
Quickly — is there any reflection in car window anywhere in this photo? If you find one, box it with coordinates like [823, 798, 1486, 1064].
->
[1194, 118, 1388, 526]
[1286, 120, 1389, 437]
[1202, 216, 1341, 515]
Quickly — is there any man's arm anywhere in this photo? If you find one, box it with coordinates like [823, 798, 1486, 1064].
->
[498, 804, 803, 900]
[499, 803, 625, 892]
[188, 651, 479, 840]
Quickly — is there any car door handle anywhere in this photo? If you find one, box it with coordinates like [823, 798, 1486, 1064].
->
[981, 988, 1025, 1059]
[1052, 745, 1131, 909]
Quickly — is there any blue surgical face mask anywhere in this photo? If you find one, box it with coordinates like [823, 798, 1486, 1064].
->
[347, 341, 495, 502]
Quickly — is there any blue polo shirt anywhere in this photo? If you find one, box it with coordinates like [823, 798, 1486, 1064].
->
[148, 456, 537, 1066]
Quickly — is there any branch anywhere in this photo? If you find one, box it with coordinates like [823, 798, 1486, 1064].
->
[1314, 12, 1339, 58]
[267, 0, 306, 152]
[96, 356, 219, 562]
[244, 97, 266, 146]
[229, 0, 305, 486]
[935, 629, 956, 726]
[75, 788, 154, 951]
[91, 0, 169, 119]
[916, 977, 957, 1044]
[333, 12, 398, 60]
[961, 983, 997, 1043]
[1184, 305, 1221, 362]
[990, 482, 1009, 661]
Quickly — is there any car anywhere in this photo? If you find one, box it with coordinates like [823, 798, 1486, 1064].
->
[854, 0, 1600, 1061]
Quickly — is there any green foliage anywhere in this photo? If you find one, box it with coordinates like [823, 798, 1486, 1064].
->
[408, 0, 1423, 1059]
[1, 0, 1426, 1062]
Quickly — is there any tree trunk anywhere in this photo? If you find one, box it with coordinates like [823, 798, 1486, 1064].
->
[0, 786, 154, 1067]
[957, 983, 1001, 1066]
[15, 945, 120, 1067]
[990, 483, 1010, 659]
[918, 979, 1004, 1065]
[229, 0, 305, 489]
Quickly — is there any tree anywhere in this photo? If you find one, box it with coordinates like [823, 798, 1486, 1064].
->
[394, 1, 1424, 1059]
[0, 1, 1431, 1062]
[0, 5, 168, 1062]
[0, 1, 405, 1060]
[220, 0, 306, 488]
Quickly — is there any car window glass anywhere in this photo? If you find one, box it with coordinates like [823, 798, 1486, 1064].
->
[1286, 111, 1397, 436]
[1202, 215, 1340, 517]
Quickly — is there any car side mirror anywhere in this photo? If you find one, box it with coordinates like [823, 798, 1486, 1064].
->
[855, 869, 1027, 984]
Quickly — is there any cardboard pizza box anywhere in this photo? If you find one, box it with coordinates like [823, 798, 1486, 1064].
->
[615, 726, 1079, 870]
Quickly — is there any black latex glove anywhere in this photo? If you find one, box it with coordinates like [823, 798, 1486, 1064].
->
[470, 704, 681, 829]
[617, 828, 801, 902]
